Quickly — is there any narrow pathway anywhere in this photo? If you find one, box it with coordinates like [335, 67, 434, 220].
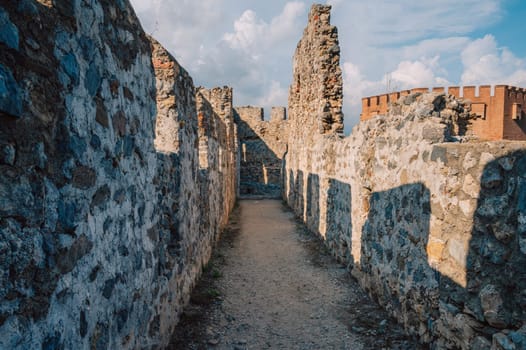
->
[170, 200, 420, 349]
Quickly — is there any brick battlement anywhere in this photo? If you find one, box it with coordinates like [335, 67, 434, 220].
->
[360, 85, 526, 140]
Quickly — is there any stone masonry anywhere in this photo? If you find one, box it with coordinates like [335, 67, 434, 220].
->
[234, 106, 288, 197]
[196, 86, 238, 234]
[0, 1, 237, 349]
[361, 85, 526, 141]
[284, 4, 526, 349]
[288, 4, 343, 140]
[1, 1, 526, 350]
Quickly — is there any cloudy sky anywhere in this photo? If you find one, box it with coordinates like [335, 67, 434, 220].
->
[129, 0, 526, 133]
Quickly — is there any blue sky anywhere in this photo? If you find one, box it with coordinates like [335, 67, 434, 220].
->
[129, 0, 526, 132]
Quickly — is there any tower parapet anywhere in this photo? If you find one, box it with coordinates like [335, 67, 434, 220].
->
[360, 85, 526, 140]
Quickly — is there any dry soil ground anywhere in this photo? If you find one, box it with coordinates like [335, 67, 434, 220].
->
[169, 199, 422, 349]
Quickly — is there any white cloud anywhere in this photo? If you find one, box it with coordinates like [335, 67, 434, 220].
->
[223, 2, 305, 58]
[268, 2, 306, 44]
[129, 0, 526, 132]
[391, 57, 449, 89]
[129, 0, 226, 66]
[461, 35, 526, 86]
[223, 10, 266, 55]
[256, 80, 289, 108]
[342, 56, 451, 129]
[341, 0, 501, 46]
[325, 0, 343, 7]
[334, 0, 502, 81]
[400, 37, 471, 61]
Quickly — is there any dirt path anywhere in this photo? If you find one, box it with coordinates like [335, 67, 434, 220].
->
[169, 200, 421, 349]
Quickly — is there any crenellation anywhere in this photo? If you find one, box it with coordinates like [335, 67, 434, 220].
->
[235, 106, 264, 122]
[411, 87, 429, 94]
[234, 105, 288, 197]
[389, 92, 401, 102]
[361, 84, 526, 140]
[462, 85, 476, 99]
[271, 106, 287, 121]
[479, 85, 491, 97]
[379, 94, 389, 114]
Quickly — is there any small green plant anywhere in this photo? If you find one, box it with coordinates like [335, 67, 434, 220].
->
[211, 268, 222, 279]
[206, 288, 221, 297]
[202, 262, 213, 273]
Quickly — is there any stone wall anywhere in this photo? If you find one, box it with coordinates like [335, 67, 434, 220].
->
[361, 85, 526, 141]
[196, 87, 238, 235]
[284, 4, 526, 349]
[0, 1, 237, 349]
[235, 106, 288, 197]
[288, 4, 343, 143]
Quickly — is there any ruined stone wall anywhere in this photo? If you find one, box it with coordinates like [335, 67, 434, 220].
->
[284, 4, 526, 348]
[288, 4, 343, 146]
[361, 85, 526, 141]
[0, 1, 237, 349]
[235, 106, 288, 197]
[286, 91, 526, 349]
[196, 87, 238, 235]
[285, 3, 344, 226]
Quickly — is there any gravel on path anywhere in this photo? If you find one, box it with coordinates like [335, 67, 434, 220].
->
[169, 199, 422, 350]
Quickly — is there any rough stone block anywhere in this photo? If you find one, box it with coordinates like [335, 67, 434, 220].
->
[0, 8, 19, 50]
[60, 53, 80, 85]
[480, 284, 509, 328]
[85, 62, 101, 97]
[0, 64, 22, 117]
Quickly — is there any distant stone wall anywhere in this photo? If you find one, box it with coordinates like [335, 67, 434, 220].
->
[235, 106, 288, 197]
[0, 2, 237, 349]
[284, 4, 526, 349]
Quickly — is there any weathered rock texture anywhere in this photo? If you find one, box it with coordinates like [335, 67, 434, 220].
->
[2, 1, 526, 349]
[196, 87, 238, 235]
[235, 106, 288, 197]
[0, 1, 237, 349]
[361, 85, 526, 141]
[288, 4, 343, 140]
[284, 4, 526, 349]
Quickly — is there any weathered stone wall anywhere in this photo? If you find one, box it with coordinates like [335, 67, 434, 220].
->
[361, 85, 526, 141]
[287, 93, 526, 349]
[235, 106, 288, 197]
[288, 4, 343, 143]
[196, 87, 238, 236]
[284, 4, 526, 348]
[0, 1, 237, 349]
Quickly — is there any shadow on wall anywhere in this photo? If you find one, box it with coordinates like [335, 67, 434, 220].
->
[288, 169, 305, 219]
[360, 150, 526, 348]
[196, 91, 233, 235]
[306, 173, 320, 232]
[326, 178, 352, 264]
[286, 170, 352, 265]
[360, 183, 437, 342]
[235, 115, 283, 198]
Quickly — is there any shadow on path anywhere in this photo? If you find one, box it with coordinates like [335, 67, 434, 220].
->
[169, 200, 422, 349]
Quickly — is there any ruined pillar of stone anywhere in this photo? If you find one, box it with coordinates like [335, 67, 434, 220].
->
[288, 4, 344, 144]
